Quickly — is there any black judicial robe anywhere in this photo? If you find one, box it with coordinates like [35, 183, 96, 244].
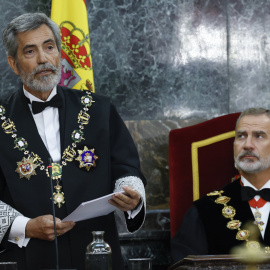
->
[171, 179, 270, 263]
[0, 86, 146, 270]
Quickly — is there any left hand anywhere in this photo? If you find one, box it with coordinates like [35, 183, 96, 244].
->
[109, 186, 141, 212]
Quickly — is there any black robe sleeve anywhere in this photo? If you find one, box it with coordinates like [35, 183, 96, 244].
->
[109, 103, 146, 232]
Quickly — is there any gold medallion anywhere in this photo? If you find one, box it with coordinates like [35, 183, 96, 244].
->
[62, 146, 76, 162]
[16, 157, 38, 180]
[236, 230, 250, 241]
[14, 137, 28, 151]
[215, 196, 231, 204]
[81, 95, 94, 107]
[227, 220, 242, 230]
[53, 185, 65, 208]
[222, 206, 236, 219]
[78, 111, 90, 125]
[2, 119, 16, 134]
[46, 163, 62, 180]
[254, 209, 264, 231]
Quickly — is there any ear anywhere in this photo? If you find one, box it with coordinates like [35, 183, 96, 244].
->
[7, 56, 19, 75]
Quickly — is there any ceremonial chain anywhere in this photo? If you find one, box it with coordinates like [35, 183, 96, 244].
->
[207, 190, 270, 253]
[0, 91, 98, 208]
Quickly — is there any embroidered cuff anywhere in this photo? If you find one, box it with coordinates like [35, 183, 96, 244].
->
[114, 176, 146, 222]
[0, 201, 22, 243]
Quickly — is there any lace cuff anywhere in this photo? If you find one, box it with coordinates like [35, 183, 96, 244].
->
[114, 176, 146, 232]
[0, 201, 22, 243]
[114, 176, 146, 207]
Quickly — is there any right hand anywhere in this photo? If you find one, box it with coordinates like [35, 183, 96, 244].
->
[25, 215, 75, 241]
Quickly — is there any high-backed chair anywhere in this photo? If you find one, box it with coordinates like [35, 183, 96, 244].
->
[169, 112, 240, 238]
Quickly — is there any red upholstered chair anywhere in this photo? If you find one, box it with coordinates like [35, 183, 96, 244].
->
[169, 112, 241, 238]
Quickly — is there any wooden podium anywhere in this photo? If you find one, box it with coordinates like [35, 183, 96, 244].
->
[168, 254, 270, 270]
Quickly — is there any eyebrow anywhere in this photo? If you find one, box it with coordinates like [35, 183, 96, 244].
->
[236, 130, 266, 135]
[22, 38, 56, 51]
[255, 130, 267, 135]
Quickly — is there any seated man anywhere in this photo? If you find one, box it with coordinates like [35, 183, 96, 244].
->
[171, 107, 270, 263]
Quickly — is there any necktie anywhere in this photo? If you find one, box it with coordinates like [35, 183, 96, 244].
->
[30, 93, 63, 114]
[241, 186, 270, 202]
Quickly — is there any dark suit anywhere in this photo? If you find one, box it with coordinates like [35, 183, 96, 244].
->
[0, 86, 146, 270]
[171, 179, 270, 263]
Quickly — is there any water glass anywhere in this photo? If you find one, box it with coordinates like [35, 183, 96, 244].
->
[128, 258, 152, 270]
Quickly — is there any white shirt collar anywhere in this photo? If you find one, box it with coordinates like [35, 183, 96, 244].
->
[241, 175, 270, 190]
[23, 86, 57, 103]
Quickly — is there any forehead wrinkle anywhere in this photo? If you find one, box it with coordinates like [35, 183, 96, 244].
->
[22, 38, 55, 51]
[237, 121, 270, 132]
[16, 24, 55, 49]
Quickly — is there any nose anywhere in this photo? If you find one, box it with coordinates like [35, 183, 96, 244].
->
[243, 136, 254, 150]
[37, 50, 48, 64]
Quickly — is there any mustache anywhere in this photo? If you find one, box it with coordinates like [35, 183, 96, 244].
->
[33, 63, 59, 75]
[238, 150, 259, 159]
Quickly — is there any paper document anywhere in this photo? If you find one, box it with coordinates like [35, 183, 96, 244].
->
[62, 191, 125, 222]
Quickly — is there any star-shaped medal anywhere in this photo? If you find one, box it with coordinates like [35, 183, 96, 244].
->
[76, 146, 98, 171]
[16, 157, 38, 180]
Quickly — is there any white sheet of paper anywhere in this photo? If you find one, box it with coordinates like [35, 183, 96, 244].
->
[62, 191, 125, 222]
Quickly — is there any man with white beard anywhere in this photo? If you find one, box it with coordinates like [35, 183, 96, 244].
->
[0, 12, 146, 270]
[171, 108, 270, 263]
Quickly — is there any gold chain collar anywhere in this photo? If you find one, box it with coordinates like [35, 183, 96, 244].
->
[207, 190, 270, 253]
[0, 91, 98, 207]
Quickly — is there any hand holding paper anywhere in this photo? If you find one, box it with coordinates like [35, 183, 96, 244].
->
[62, 191, 125, 222]
[109, 185, 141, 212]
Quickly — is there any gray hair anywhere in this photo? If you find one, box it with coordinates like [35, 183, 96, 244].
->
[2, 13, 61, 59]
[235, 107, 270, 130]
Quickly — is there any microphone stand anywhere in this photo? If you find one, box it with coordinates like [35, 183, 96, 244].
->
[44, 158, 76, 270]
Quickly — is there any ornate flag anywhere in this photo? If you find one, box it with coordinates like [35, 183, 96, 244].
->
[51, 0, 95, 92]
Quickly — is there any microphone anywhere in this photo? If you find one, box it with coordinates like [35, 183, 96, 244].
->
[48, 157, 60, 270]
[45, 158, 76, 270]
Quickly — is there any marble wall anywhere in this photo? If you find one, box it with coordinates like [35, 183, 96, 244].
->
[1, 0, 270, 268]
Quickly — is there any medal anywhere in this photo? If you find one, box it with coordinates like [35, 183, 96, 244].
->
[62, 146, 77, 162]
[48, 163, 62, 179]
[81, 95, 94, 107]
[215, 196, 231, 204]
[53, 185, 65, 208]
[46, 163, 65, 206]
[227, 220, 242, 230]
[76, 146, 98, 171]
[253, 208, 264, 231]
[14, 137, 28, 151]
[71, 129, 85, 143]
[236, 230, 250, 241]
[222, 206, 236, 219]
[78, 111, 90, 125]
[16, 157, 38, 180]
[2, 119, 16, 134]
